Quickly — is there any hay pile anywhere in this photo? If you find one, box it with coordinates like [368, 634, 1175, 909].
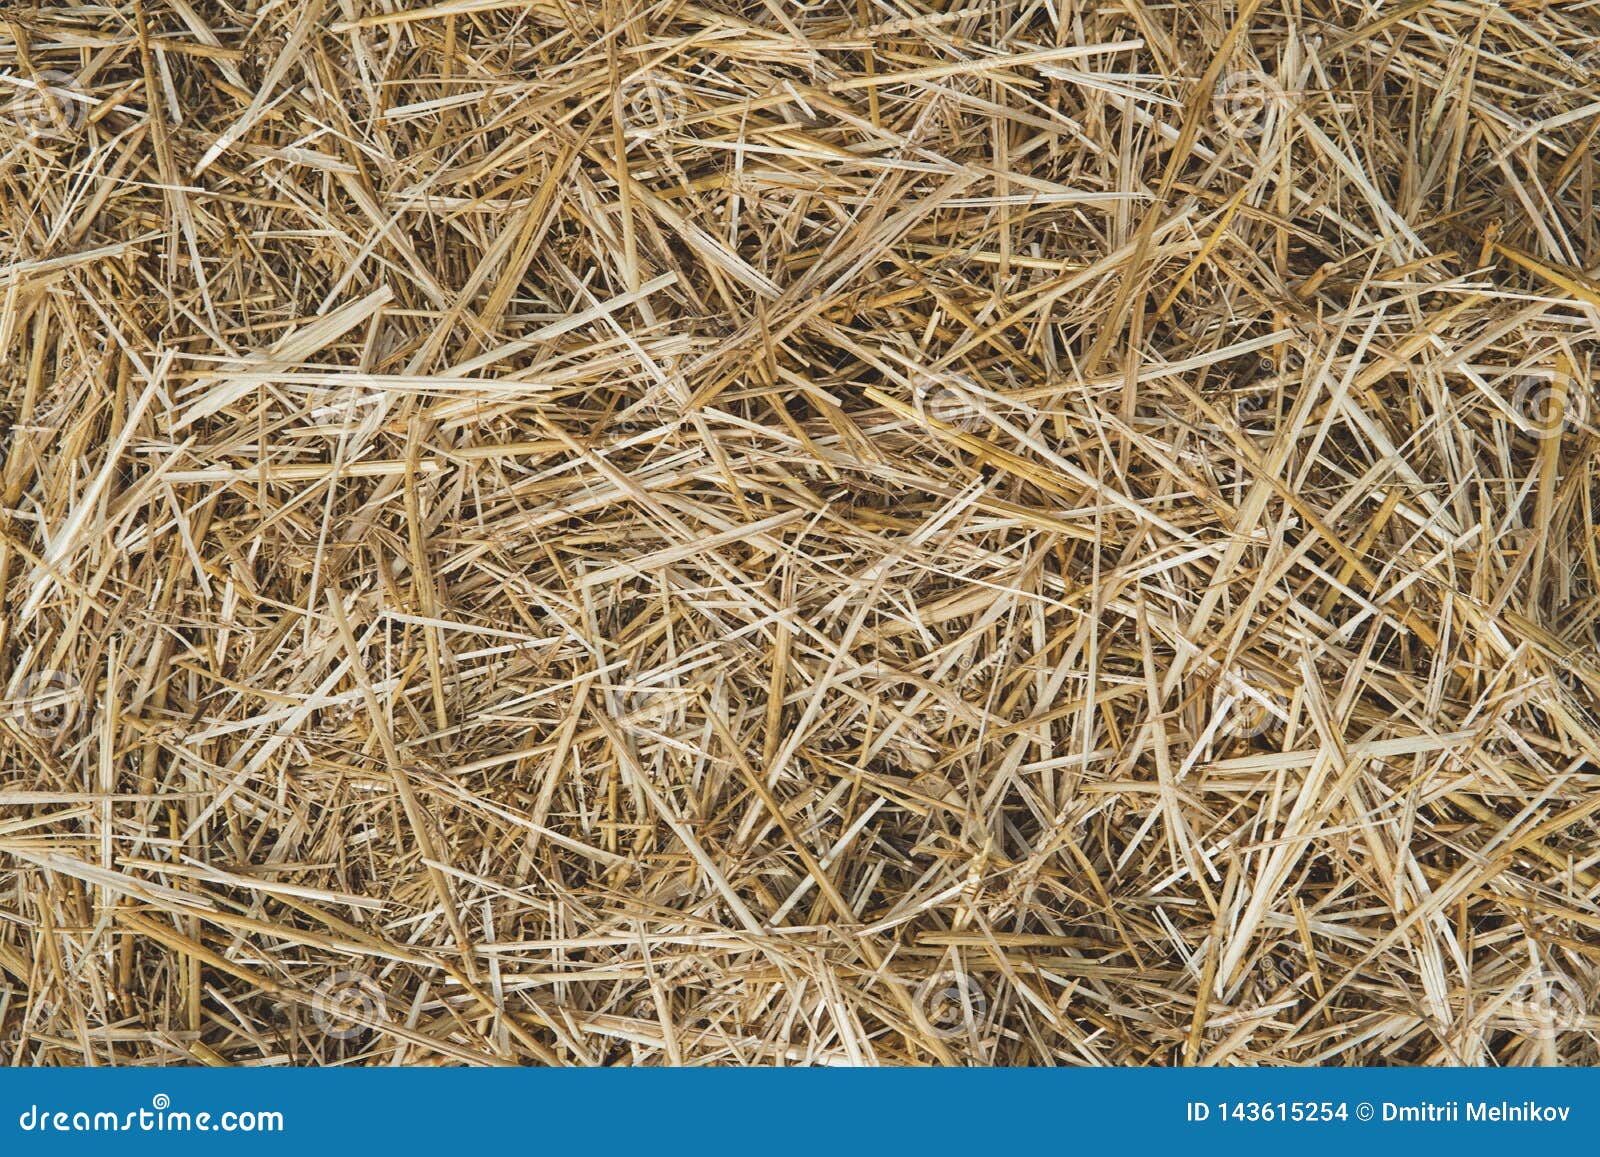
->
[2, 0, 1598, 1067]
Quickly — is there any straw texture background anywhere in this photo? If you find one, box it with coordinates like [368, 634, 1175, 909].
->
[2, 0, 1599, 1066]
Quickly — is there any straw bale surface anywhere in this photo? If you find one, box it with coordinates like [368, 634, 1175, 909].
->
[2, 0, 1599, 1065]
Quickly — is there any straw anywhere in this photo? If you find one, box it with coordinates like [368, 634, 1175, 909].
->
[1, 0, 1597, 1066]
